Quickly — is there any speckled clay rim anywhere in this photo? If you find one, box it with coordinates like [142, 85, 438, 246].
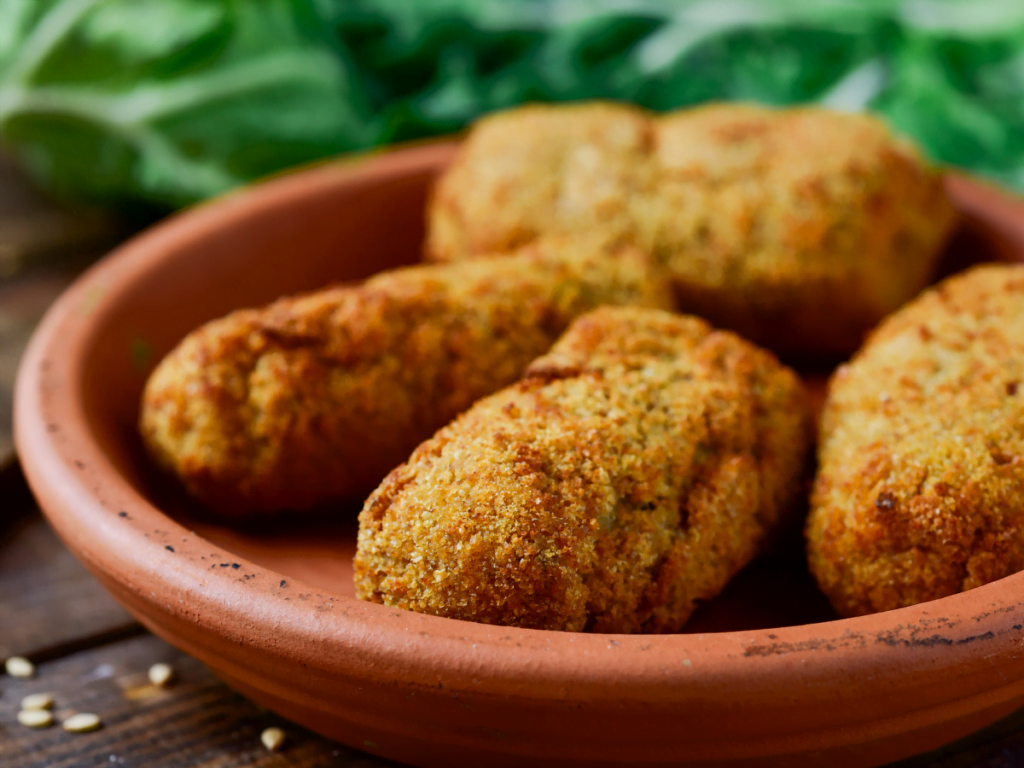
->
[15, 144, 1024, 763]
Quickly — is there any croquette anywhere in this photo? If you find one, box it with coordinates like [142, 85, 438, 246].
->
[428, 101, 958, 354]
[139, 237, 673, 517]
[808, 264, 1024, 617]
[355, 306, 811, 632]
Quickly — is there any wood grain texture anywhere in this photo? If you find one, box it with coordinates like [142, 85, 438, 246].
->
[0, 471, 138, 660]
[0, 153, 118, 276]
[0, 152, 122, 462]
[0, 633, 397, 768]
[0, 272, 78, 461]
[0, 511, 139, 661]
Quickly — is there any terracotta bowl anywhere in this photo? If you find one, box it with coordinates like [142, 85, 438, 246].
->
[15, 141, 1024, 768]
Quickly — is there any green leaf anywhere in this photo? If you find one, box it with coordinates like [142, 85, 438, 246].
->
[874, 38, 1021, 168]
[8, 0, 1024, 209]
[0, 0, 371, 210]
[81, 0, 225, 59]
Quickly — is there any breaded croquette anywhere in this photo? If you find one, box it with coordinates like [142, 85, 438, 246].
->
[140, 238, 673, 517]
[808, 264, 1024, 617]
[429, 102, 654, 260]
[355, 306, 811, 632]
[428, 102, 958, 354]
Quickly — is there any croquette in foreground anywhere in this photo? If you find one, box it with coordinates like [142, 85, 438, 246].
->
[355, 306, 811, 632]
[140, 238, 673, 516]
[808, 264, 1024, 617]
[428, 101, 958, 354]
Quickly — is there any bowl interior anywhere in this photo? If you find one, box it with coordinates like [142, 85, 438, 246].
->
[77, 149, 1020, 635]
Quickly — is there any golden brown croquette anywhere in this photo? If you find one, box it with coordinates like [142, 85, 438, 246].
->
[427, 101, 958, 354]
[139, 237, 673, 516]
[808, 264, 1024, 617]
[355, 306, 811, 632]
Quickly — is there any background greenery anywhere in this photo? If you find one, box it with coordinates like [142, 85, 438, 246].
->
[2, 0, 1023, 212]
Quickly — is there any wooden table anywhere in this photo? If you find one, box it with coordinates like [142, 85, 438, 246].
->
[1, 160, 1023, 768]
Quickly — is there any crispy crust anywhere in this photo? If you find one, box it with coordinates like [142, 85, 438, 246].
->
[808, 264, 1024, 617]
[355, 306, 811, 632]
[427, 102, 958, 354]
[139, 237, 673, 516]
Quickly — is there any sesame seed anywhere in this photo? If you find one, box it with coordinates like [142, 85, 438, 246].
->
[17, 709, 53, 728]
[148, 662, 175, 687]
[261, 726, 286, 752]
[63, 713, 102, 733]
[20, 692, 53, 710]
[5, 657, 35, 678]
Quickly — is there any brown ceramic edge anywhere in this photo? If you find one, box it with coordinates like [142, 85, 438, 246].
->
[14, 145, 1024, 746]
[944, 173, 1024, 248]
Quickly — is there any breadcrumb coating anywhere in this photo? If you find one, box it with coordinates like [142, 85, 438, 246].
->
[355, 306, 811, 632]
[428, 101, 957, 354]
[808, 264, 1024, 617]
[139, 237, 673, 516]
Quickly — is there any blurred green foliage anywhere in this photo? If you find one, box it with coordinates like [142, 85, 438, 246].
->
[2, 0, 1024, 211]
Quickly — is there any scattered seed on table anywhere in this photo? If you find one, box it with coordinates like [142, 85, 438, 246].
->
[261, 726, 286, 752]
[21, 692, 53, 710]
[17, 709, 54, 728]
[63, 712, 102, 733]
[5, 656, 35, 678]
[148, 662, 174, 687]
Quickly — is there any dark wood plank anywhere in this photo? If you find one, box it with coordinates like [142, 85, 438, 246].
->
[0, 270, 80, 461]
[0, 466, 138, 660]
[0, 633, 395, 768]
[0, 153, 119, 277]
[0, 153, 140, 656]
[0, 509, 139, 660]
[0, 151, 124, 463]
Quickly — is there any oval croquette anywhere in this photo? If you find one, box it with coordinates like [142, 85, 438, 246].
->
[427, 101, 958, 354]
[139, 237, 673, 516]
[355, 306, 811, 632]
[808, 264, 1024, 616]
